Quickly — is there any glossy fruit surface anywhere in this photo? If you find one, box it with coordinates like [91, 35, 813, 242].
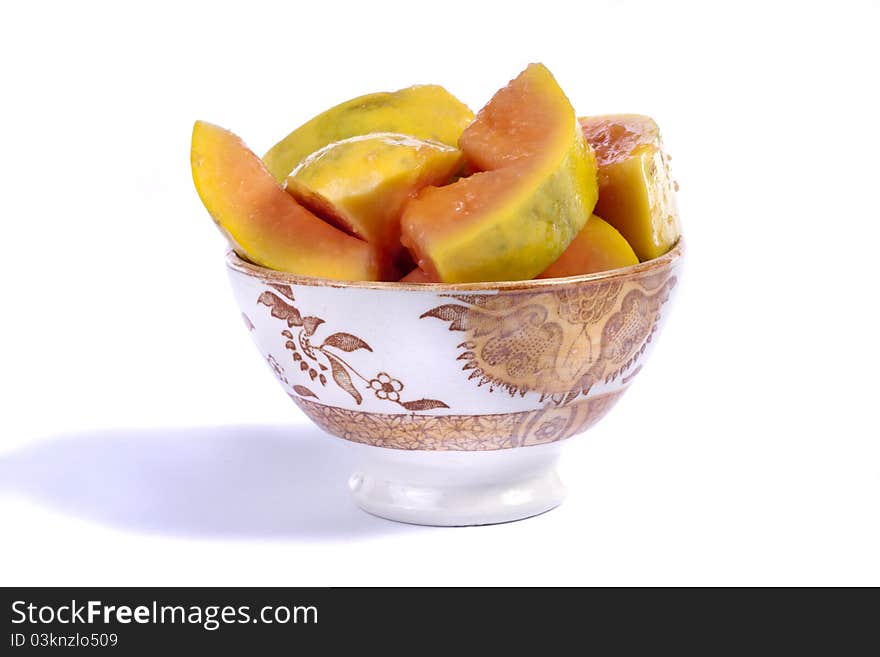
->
[286, 133, 462, 262]
[580, 114, 680, 260]
[401, 64, 598, 283]
[263, 85, 473, 182]
[191, 121, 382, 280]
[399, 267, 437, 283]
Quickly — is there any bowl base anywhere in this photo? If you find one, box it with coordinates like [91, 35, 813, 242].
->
[347, 442, 565, 526]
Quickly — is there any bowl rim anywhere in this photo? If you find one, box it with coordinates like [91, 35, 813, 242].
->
[226, 238, 684, 291]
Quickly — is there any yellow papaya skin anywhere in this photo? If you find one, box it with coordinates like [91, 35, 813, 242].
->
[538, 215, 638, 278]
[286, 133, 462, 261]
[263, 85, 473, 182]
[580, 115, 680, 261]
[401, 64, 599, 283]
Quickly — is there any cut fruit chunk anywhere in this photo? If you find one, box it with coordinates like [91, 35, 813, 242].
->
[401, 64, 598, 283]
[286, 133, 462, 262]
[400, 267, 438, 283]
[191, 121, 383, 281]
[263, 85, 473, 182]
[580, 114, 680, 261]
[538, 215, 638, 278]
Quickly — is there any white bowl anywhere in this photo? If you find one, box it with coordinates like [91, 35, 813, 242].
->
[226, 241, 682, 525]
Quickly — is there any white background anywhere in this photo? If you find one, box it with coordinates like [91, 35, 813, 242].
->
[1, 0, 878, 586]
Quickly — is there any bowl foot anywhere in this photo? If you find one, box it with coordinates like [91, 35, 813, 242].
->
[347, 442, 565, 526]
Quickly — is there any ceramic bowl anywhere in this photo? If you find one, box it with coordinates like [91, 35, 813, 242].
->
[226, 240, 683, 526]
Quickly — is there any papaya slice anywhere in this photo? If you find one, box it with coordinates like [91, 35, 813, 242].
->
[263, 85, 473, 182]
[286, 133, 462, 263]
[406, 215, 637, 281]
[191, 121, 383, 281]
[580, 115, 680, 261]
[538, 215, 638, 278]
[401, 64, 598, 283]
[400, 267, 438, 283]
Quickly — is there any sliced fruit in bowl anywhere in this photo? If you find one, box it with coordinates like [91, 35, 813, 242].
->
[581, 114, 680, 261]
[401, 63, 599, 283]
[286, 133, 462, 266]
[538, 214, 638, 278]
[262, 84, 473, 182]
[191, 121, 385, 281]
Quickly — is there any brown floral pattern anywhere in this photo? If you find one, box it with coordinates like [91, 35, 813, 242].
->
[421, 273, 677, 404]
[257, 284, 449, 412]
[229, 241, 682, 452]
[369, 373, 404, 402]
[555, 281, 622, 324]
[293, 390, 624, 451]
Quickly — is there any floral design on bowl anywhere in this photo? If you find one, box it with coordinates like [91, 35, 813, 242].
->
[421, 271, 676, 405]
